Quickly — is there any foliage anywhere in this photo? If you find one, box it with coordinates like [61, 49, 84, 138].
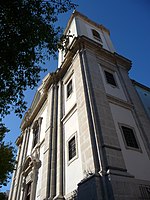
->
[0, 192, 8, 200]
[0, 0, 76, 118]
[0, 122, 16, 188]
[0, 0, 76, 189]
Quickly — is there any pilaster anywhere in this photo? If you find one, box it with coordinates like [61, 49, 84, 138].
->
[15, 129, 28, 200]
[54, 81, 65, 200]
[40, 86, 54, 199]
[49, 83, 58, 199]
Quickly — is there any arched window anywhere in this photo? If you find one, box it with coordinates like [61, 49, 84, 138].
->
[92, 29, 102, 42]
[22, 156, 41, 200]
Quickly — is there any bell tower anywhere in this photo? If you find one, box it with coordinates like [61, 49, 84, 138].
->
[58, 11, 115, 68]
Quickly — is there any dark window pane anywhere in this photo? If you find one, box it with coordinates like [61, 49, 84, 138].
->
[104, 71, 117, 86]
[92, 29, 102, 41]
[68, 136, 76, 160]
[67, 79, 73, 98]
[33, 122, 39, 148]
[26, 183, 31, 200]
[122, 126, 139, 149]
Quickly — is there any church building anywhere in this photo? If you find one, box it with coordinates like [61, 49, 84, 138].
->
[9, 11, 150, 200]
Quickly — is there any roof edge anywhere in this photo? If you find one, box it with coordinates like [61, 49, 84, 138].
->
[64, 10, 110, 35]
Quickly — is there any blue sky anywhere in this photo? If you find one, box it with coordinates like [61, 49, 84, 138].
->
[2, 0, 150, 192]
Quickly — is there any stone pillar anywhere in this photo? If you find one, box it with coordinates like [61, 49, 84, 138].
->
[30, 160, 41, 200]
[54, 81, 64, 200]
[17, 127, 31, 200]
[8, 145, 21, 200]
[49, 84, 58, 199]
[40, 86, 54, 199]
[23, 127, 30, 162]
[14, 129, 28, 200]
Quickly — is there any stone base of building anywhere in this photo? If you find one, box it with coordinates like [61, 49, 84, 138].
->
[76, 172, 150, 200]
[111, 174, 150, 200]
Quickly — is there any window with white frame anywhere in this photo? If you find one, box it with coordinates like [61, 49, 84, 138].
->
[104, 70, 117, 87]
[68, 135, 76, 161]
[120, 125, 140, 150]
[66, 79, 73, 98]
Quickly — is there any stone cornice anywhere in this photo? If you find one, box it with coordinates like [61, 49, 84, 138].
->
[16, 134, 23, 146]
[57, 36, 131, 73]
[21, 92, 47, 130]
[132, 79, 150, 92]
[20, 74, 54, 130]
[107, 94, 133, 110]
[76, 36, 132, 71]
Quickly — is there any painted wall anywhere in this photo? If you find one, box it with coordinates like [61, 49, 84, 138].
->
[63, 110, 83, 195]
[63, 67, 76, 115]
[110, 103, 150, 181]
[99, 63, 127, 101]
[76, 16, 115, 52]
[62, 63, 83, 195]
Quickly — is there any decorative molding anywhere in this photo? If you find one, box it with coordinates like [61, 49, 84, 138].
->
[102, 144, 121, 151]
[61, 103, 77, 124]
[108, 168, 134, 178]
[107, 94, 133, 110]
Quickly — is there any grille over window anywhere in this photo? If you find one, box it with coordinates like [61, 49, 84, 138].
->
[68, 136, 76, 161]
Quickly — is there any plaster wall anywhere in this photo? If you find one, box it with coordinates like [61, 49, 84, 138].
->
[110, 103, 150, 181]
[64, 110, 83, 195]
[63, 68, 76, 115]
[66, 17, 77, 44]
[99, 63, 127, 101]
[76, 16, 115, 52]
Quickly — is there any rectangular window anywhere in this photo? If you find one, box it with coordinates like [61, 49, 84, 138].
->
[68, 136, 76, 161]
[121, 126, 139, 149]
[67, 79, 73, 98]
[33, 124, 39, 148]
[104, 70, 117, 86]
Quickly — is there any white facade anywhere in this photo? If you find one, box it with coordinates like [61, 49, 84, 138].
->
[9, 11, 150, 200]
